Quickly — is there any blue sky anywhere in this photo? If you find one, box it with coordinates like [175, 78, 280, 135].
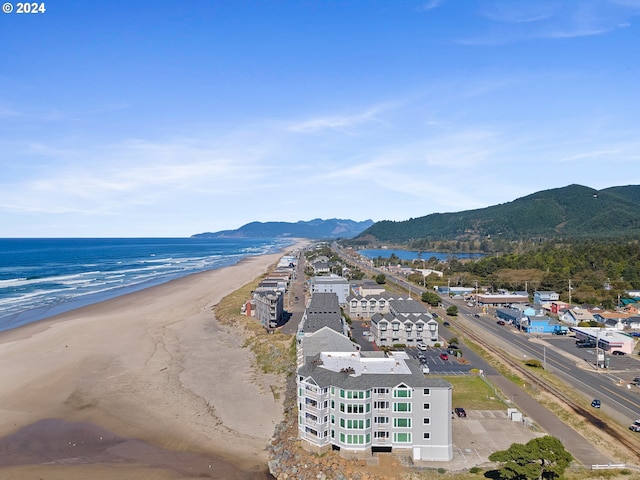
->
[1, 0, 639, 237]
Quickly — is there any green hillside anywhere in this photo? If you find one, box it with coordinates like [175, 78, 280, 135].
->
[357, 184, 640, 243]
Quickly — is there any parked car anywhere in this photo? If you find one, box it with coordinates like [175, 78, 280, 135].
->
[591, 399, 601, 408]
[432, 313, 439, 318]
[417, 352, 426, 360]
[473, 313, 480, 318]
[497, 320, 506, 326]
[443, 321, 450, 327]
[454, 407, 466, 417]
[416, 342, 427, 351]
[629, 424, 640, 432]
[439, 353, 449, 361]
[611, 351, 625, 355]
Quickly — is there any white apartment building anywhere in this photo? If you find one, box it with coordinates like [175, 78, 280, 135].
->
[297, 345, 453, 461]
[310, 275, 351, 305]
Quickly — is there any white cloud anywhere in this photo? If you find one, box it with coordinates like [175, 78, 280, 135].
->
[287, 103, 397, 134]
[460, 0, 640, 45]
[418, 0, 444, 12]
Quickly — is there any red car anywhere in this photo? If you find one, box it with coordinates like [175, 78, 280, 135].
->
[439, 353, 448, 361]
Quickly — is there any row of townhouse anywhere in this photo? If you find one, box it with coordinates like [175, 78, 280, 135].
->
[347, 292, 415, 320]
[370, 300, 440, 347]
[296, 291, 453, 462]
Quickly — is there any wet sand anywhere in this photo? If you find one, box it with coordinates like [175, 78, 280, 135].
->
[0, 249, 297, 479]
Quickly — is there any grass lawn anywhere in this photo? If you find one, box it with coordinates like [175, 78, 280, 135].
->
[441, 375, 507, 410]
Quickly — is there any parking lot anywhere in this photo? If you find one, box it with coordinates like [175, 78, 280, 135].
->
[405, 346, 474, 375]
[545, 334, 640, 383]
[414, 409, 544, 470]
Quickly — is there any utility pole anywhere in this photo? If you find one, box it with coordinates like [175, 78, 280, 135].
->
[475, 280, 478, 306]
[568, 279, 572, 306]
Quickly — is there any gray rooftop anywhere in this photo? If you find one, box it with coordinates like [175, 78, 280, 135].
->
[389, 299, 430, 315]
[298, 352, 451, 390]
[302, 328, 358, 358]
[302, 292, 344, 334]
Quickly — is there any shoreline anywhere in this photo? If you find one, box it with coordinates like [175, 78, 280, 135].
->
[0, 245, 303, 478]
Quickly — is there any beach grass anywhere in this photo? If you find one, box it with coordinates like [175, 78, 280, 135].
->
[214, 267, 296, 376]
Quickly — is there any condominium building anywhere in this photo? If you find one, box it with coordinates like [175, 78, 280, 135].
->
[369, 299, 439, 347]
[309, 275, 351, 305]
[297, 344, 452, 461]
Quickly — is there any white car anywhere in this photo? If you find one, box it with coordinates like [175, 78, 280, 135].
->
[417, 342, 427, 351]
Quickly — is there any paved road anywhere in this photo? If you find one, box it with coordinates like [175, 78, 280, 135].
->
[279, 252, 307, 335]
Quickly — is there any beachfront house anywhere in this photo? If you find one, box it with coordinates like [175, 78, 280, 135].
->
[253, 287, 284, 328]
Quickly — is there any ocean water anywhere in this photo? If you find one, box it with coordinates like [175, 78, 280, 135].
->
[0, 237, 292, 332]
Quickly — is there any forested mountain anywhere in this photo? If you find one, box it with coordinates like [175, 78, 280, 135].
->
[192, 218, 374, 239]
[356, 184, 640, 244]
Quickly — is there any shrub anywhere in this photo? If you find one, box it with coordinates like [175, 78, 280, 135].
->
[524, 359, 543, 368]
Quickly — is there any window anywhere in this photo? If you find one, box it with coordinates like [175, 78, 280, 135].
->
[393, 388, 412, 398]
[393, 402, 411, 412]
[392, 323, 400, 331]
[374, 388, 389, 395]
[346, 404, 366, 414]
[374, 416, 389, 424]
[423, 432, 431, 439]
[373, 401, 389, 409]
[423, 388, 430, 396]
[393, 418, 411, 428]
[394, 432, 412, 443]
[423, 417, 430, 425]
[423, 403, 430, 410]
[374, 431, 389, 438]
[380, 324, 387, 331]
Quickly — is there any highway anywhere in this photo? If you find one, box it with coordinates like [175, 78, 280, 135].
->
[333, 243, 640, 428]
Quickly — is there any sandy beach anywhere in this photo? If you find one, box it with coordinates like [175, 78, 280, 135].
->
[0, 250, 292, 479]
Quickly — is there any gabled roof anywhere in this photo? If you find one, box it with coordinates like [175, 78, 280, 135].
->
[302, 328, 358, 359]
[389, 299, 430, 315]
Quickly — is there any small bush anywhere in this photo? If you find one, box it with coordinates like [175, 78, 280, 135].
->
[469, 466, 481, 474]
[524, 358, 543, 368]
[437, 467, 446, 474]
